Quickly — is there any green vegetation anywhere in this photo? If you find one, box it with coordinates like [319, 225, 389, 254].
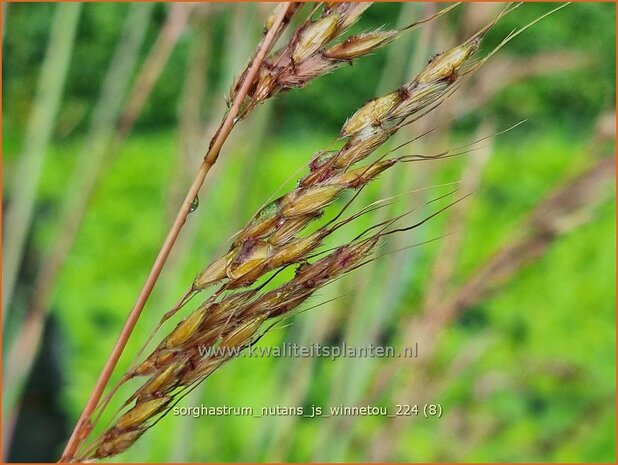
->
[2, 2, 615, 462]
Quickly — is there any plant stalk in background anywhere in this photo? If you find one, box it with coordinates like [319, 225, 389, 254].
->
[2, 3, 81, 320]
[2, 4, 154, 455]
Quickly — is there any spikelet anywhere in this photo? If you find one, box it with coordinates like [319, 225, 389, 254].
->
[330, 159, 398, 188]
[132, 362, 184, 403]
[131, 349, 178, 377]
[220, 316, 267, 348]
[280, 184, 345, 217]
[94, 429, 145, 458]
[233, 200, 280, 245]
[115, 397, 172, 430]
[324, 2, 372, 32]
[226, 240, 274, 281]
[417, 38, 480, 84]
[193, 251, 234, 290]
[341, 92, 402, 138]
[165, 307, 209, 348]
[292, 14, 340, 62]
[333, 127, 393, 169]
[269, 214, 319, 245]
[324, 30, 399, 60]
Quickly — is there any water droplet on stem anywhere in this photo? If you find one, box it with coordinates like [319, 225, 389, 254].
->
[189, 196, 199, 213]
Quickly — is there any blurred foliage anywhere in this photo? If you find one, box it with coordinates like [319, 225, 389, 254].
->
[2, 2, 616, 463]
[3, 3, 615, 136]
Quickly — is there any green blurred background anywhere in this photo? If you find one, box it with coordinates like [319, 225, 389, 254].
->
[2, 2, 616, 462]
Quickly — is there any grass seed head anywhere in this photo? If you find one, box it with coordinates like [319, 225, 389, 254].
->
[165, 307, 209, 349]
[220, 316, 266, 349]
[280, 184, 344, 217]
[94, 429, 145, 458]
[115, 397, 172, 431]
[193, 250, 234, 290]
[417, 39, 480, 84]
[341, 92, 401, 137]
[292, 14, 340, 63]
[82, 3, 511, 459]
[324, 30, 399, 60]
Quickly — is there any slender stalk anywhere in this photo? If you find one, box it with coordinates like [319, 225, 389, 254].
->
[2, 2, 81, 319]
[2, 2, 8, 39]
[9, 2, 192, 459]
[422, 121, 495, 309]
[165, 6, 212, 223]
[117, 3, 194, 137]
[59, 4, 291, 461]
[140, 8, 214, 459]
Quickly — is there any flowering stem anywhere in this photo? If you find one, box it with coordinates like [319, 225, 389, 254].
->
[59, 3, 291, 461]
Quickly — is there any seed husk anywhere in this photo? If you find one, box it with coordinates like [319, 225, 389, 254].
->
[132, 349, 179, 377]
[417, 41, 480, 84]
[134, 362, 183, 402]
[292, 14, 340, 63]
[324, 30, 398, 60]
[220, 316, 266, 349]
[269, 215, 318, 245]
[227, 241, 274, 281]
[94, 429, 145, 458]
[165, 307, 209, 349]
[281, 184, 344, 217]
[115, 397, 172, 430]
[340, 92, 401, 137]
[193, 250, 234, 290]
[233, 200, 281, 245]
